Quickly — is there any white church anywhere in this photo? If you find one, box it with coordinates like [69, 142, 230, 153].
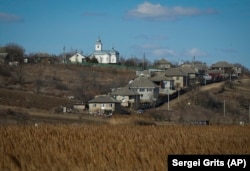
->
[90, 38, 119, 64]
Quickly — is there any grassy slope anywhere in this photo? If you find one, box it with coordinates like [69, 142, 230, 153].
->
[1, 64, 250, 125]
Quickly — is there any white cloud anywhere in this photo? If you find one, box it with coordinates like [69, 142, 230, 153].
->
[0, 12, 23, 23]
[126, 2, 217, 21]
[152, 48, 177, 57]
[131, 44, 178, 57]
[184, 48, 207, 57]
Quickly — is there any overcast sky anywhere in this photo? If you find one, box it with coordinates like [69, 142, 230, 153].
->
[1, 0, 250, 68]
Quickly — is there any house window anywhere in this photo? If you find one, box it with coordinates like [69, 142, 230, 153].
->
[93, 104, 96, 107]
[176, 77, 179, 80]
[139, 88, 145, 92]
[147, 88, 152, 92]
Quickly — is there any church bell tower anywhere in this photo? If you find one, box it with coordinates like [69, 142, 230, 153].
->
[95, 36, 102, 51]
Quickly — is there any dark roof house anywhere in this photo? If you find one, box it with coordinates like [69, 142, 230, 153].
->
[88, 95, 121, 114]
[156, 58, 171, 69]
[127, 76, 159, 104]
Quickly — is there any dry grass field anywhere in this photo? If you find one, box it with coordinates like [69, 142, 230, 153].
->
[1, 125, 250, 171]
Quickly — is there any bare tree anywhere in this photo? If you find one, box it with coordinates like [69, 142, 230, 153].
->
[2, 43, 25, 62]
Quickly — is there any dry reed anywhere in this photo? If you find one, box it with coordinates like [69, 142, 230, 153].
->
[1, 125, 250, 171]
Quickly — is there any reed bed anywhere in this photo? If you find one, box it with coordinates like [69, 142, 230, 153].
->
[1, 125, 250, 171]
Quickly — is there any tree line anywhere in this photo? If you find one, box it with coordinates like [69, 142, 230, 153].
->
[1, 43, 249, 73]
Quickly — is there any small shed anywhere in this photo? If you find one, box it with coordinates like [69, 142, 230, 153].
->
[111, 87, 140, 108]
[73, 103, 86, 112]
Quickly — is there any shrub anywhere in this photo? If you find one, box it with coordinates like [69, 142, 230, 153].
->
[198, 92, 222, 110]
[0, 65, 11, 77]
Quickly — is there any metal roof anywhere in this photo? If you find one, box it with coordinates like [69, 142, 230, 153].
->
[127, 76, 158, 88]
[211, 61, 233, 68]
[111, 87, 139, 96]
[179, 65, 196, 74]
[150, 73, 173, 81]
[88, 95, 120, 103]
[165, 68, 185, 76]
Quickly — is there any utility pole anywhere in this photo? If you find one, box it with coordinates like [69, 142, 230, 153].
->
[224, 100, 226, 118]
[168, 89, 170, 111]
[249, 105, 250, 124]
[178, 88, 180, 102]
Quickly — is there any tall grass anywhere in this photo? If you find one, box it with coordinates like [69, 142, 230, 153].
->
[1, 125, 250, 171]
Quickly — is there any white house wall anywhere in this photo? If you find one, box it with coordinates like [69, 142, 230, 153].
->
[173, 76, 184, 88]
[89, 103, 116, 113]
[110, 54, 118, 63]
[70, 56, 83, 63]
[95, 54, 110, 64]
[69, 53, 85, 63]
[134, 88, 159, 103]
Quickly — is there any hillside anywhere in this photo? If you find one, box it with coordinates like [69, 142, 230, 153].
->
[150, 78, 250, 124]
[1, 64, 250, 125]
[0, 64, 135, 100]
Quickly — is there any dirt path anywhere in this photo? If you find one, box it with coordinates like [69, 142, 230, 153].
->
[199, 81, 224, 91]
[0, 105, 109, 124]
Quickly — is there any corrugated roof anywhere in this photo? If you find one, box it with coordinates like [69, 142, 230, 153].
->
[150, 73, 173, 81]
[211, 61, 233, 68]
[165, 68, 185, 76]
[179, 66, 196, 74]
[111, 87, 139, 96]
[127, 76, 158, 88]
[69, 53, 85, 59]
[88, 95, 120, 103]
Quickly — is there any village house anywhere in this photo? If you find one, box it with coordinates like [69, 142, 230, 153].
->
[135, 70, 151, 77]
[69, 52, 86, 64]
[127, 76, 159, 105]
[155, 58, 172, 70]
[150, 73, 174, 95]
[179, 65, 197, 85]
[88, 95, 121, 115]
[193, 63, 208, 75]
[180, 63, 208, 75]
[165, 68, 187, 89]
[211, 61, 233, 75]
[90, 37, 119, 64]
[211, 61, 241, 78]
[206, 70, 224, 82]
[110, 87, 140, 109]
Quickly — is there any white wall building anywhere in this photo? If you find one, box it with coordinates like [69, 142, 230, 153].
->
[69, 52, 85, 64]
[90, 38, 119, 64]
